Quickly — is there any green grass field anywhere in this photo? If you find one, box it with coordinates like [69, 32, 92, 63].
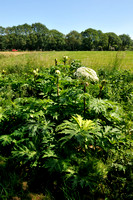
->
[0, 51, 133, 73]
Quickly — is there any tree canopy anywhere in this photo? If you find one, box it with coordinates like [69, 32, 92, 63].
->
[0, 23, 132, 51]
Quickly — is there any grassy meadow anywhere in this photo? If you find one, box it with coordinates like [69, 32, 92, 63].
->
[0, 51, 133, 73]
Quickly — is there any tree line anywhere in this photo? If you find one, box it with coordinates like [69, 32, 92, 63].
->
[0, 22, 133, 51]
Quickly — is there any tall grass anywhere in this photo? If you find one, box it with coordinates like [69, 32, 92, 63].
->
[0, 51, 133, 74]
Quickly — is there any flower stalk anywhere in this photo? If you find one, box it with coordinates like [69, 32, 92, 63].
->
[57, 76, 59, 97]
[55, 70, 61, 99]
[84, 83, 86, 116]
[63, 56, 68, 65]
[55, 58, 58, 66]
[74, 66, 99, 116]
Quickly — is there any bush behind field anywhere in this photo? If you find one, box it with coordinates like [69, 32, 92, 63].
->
[0, 51, 133, 73]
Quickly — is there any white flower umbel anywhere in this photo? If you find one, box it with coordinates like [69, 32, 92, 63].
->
[74, 66, 99, 116]
[55, 70, 61, 75]
[74, 66, 99, 82]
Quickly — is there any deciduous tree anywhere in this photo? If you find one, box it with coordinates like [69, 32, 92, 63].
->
[119, 34, 132, 50]
[65, 30, 82, 50]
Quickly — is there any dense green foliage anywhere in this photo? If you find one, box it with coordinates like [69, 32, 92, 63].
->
[0, 23, 133, 51]
[0, 57, 133, 199]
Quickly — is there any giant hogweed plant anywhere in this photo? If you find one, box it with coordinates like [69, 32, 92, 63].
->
[49, 114, 132, 199]
[74, 66, 99, 116]
[98, 68, 133, 104]
[44, 115, 105, 196]
[0, 111, 56, 168]
[0, 59, 133, 199]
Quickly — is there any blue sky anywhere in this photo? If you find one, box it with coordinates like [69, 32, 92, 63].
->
[1, 0, 133, 38]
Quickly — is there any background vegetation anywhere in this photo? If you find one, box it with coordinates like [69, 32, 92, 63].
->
[0, 23, 133, 51]
[0, 51, 133, 72]
[0, 52, 133, 199]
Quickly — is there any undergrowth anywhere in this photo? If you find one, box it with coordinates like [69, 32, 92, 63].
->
[0, 58, 133, 200]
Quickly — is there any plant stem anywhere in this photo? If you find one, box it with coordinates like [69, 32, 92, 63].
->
[57, 76, 60, 113]
[84, 83, 86, 117]
[55, 58, 57, 66]
[57, 76, 59, 97]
